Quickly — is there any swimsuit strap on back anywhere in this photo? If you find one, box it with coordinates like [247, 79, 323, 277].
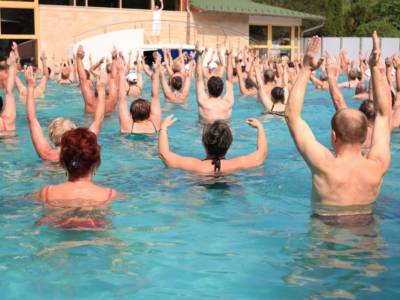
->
[43, 186, 50, 203]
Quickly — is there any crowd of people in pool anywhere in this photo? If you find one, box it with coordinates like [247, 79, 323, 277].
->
[0, 31, 398, 228]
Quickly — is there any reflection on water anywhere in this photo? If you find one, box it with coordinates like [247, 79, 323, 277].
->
[285, 214, 386, 299]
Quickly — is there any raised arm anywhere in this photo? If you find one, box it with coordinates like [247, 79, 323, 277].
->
[391, 54, 400, 128]
[236, 58, 250, 96]
[159, 115, 202, 171]
[179, 59, 194, 101]
[326, 53, 348, 110]
[367, 31, 391, 170]
[89, 71, 107, 136]
[229, 119, 268, 170]
[76, 46, 95, 106]
[35, 52, 50, 95]
[0, 52, 17, 131]
[160, 66, 175, 100]
[117, 58, 133, 133]
[89, 57, 104, 77]
[285, 36, 333, 170]
[254, 57, 273, 111]
[150, 52, 162, 129]
[224, 49, 234, 105]
[24, 67, 59, 161]
[195, 42, 207, 106]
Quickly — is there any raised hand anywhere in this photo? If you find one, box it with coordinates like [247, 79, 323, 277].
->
[369, 31, 380, 68]
[161, 115, 177, 130]
[40, 51, 47, 62]
[392, 54, 400, 70]
[116, 57, 125, 73]
[111, 46, 118, 60]
[385, 57, 393, 68]
[25, 66, 36, 87]
[195, 41, 203, 55]
[303, 36, 322, 70]
[77, 45, 85, 59]
[325, 52, 340, 77]
[153, 51, 161, 66]
[96, 70, 108, 88]
[8, 51, 16, 65]
[246, 118, 262, 129]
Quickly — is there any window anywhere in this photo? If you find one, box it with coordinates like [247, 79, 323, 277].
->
[39, 0, 73, 4]
[272, 26, 291, 46]
[249, 25, 267, 46]
[88, 0, 118, 8]
[122, 0, 151, 9]
[0, 8, 35, 35]
[163, 0, 180, 11]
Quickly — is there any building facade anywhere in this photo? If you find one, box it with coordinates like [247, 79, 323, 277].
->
[0, 0, 324, 64]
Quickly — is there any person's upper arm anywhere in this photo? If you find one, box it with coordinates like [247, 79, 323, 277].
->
[35, 76, 48, 96]
[160, 150, 204, 172]
[287, 117, 333, 171]
[224, 80, 234, 107]
[368, 114, 391, 171]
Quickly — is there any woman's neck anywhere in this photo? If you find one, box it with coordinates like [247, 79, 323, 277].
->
[68, 174, 93, 183]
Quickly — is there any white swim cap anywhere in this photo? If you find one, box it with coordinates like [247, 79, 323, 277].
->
[126, 72, 138, 83]
[208, 62, 218, 70]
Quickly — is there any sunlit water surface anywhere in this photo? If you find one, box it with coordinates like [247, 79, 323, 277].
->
[0, 76, 399, 299]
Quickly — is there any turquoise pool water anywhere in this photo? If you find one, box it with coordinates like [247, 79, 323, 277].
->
[0, 77, 399, 299]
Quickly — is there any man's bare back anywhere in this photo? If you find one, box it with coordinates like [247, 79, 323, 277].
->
[285, 33, 391, 214]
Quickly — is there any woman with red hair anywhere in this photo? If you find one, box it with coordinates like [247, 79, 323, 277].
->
[37, 127, 118, 207]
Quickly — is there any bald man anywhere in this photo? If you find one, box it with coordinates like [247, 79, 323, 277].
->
[285, 33, 391, 223]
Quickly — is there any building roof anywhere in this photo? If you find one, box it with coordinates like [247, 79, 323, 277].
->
[190, 0, 325, 21]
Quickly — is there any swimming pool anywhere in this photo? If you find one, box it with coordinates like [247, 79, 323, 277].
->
[0, 77, 399, 299]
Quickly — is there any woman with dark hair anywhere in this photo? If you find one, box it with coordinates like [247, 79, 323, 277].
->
[37, 127, 118, 208]
[254, 58, 287, 116]
[158, 115, 267, 174]
[118, 53, 162, 134]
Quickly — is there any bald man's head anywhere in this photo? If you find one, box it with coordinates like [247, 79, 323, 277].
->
[331, 109, 368, 144]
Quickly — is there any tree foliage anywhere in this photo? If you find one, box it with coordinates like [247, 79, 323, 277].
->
[255, 0, 400, 37]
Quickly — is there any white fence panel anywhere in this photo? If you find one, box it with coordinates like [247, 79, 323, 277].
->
[321, 38, 340, 57]
[381, 38, 399, 58]
[341, 38, 360, 61]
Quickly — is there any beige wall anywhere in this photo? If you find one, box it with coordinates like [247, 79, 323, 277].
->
[38, 5, 188, 63]
[38, 5, 297, 65]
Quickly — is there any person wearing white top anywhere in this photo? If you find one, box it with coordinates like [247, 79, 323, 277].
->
[152, 0, 163, 40]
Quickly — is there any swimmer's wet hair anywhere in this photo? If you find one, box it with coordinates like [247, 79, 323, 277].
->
[0, 63, 9, 71]
[359, 100, 375, 122]
[48, 117, 77, 146]
[207, 76, 224, 98]
[84, 69, 90, 80]
[320, 71, 328, 81]
[271, 87, 285, 104]
[331, 109, 368, 144]
[264, 69, 275, 83]
[245, 77, 256, 90]
[348, 69, 358, 80]
[355, 82, 366, 95]
[106, 63, 112, 74]
[232, 68, 238, 77]
[60, 128, 101, 182]
[171, 76, 183, 91]
[130, 98, 151, 122]
[202, 121, 233, 159]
